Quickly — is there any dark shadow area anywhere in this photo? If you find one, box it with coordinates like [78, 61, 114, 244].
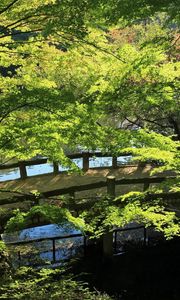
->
[71, 237, 180, 300]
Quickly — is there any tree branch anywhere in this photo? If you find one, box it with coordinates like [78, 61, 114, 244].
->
[139, 117, 172, 129]
[3, 14, 49, 32]
[0, 103, 29, 123]
[0, 0, 19, 15]
[0, 29, 42, 39]
[168, 117, 180, 140]
[0, 156, 16, 165]
[125, 117, 142, 129]
[56, 32, 127, 63]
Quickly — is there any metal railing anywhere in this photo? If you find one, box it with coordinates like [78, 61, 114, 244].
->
[7, 233, 86, 265]
[6, 225, 148, 266]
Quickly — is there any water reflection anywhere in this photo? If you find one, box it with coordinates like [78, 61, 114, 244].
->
[26, 163, 54, 177]
[0, 167, 20, 181]
[3, 224, 81, 243]
[40, 236, 84, 262]
[3, 224, 84, 267]
[89, 157, 112, 168]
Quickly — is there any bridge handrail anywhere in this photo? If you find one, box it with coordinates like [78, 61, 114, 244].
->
[0, 152, 133, 180]
[0, 175, 177, 206]
[42, 176, 176, 197]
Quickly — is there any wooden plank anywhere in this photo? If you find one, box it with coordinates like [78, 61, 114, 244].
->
[0, 175, 177, 206]
[42, 181, 107, 197]
[143, 182, 150, 191]
[112, 157, 118, 168]
[114, 226, 144, 232]
[52, 239, 56, 262]
[116, 176, 176, 185]
[67, 153, 84, 159]
[53, 162, 59, 174]
[0, 162, 20, 170]
[0, 195, 36, 205]
[24, 158, 48, 166]
[48, 152, 132, 161]
[44, 177, 175, 198]
[103, 232, 113, 257]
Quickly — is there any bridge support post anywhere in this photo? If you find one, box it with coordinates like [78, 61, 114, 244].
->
[19, 162, 27, 179]
[103, 231, 114, 258]
[53, 162, 59, 174]
[107, 176, 116, 198]
[82, 152, 89, 171]
[143, 182, 150, 191]
[102, 176, 116, 259]
[112, 156, 118, 169]
[52, 239, 56, 263]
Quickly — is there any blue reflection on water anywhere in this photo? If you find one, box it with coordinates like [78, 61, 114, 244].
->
[26, 163, 54, 176]
[3, 224, 83, 265]
[19, 224, 81, 240]
[2, 224, 81, 243]
[72, 158, 83, 169]
[0, 167, 20, 181]
[89, 157, 112, 168]
[39, 236, 84, 262]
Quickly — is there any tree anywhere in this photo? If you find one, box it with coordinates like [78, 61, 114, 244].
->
[0, 1, 179, 163]
[0, 1, 103, 162]
[0, 1, 179, 240]
[95, 0, 180, 25]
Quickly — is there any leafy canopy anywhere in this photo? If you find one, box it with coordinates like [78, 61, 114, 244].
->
[0, 1, 179, 238]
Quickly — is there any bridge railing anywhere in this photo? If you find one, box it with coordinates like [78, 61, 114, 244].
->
[0, 152, 134, 180]
[0, 175, 177, 206]
[42, 175, 177, 199]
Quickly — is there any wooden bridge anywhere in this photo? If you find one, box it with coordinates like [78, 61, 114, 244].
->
[0, 152, 179, 261]
[0, 152, 177, 206]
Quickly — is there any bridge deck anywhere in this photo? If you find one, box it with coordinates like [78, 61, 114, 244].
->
[0, 164, 172, 202]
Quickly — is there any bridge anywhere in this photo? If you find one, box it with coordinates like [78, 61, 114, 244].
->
[0, 152, 177, 206]
[0, 152, 179, 260]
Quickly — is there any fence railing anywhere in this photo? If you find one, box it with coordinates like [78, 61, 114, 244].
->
[0, 152, 133, 180]
[6, 233, 86, 265]
[114, 226, 147, 253]
[6, 225, 147, 266]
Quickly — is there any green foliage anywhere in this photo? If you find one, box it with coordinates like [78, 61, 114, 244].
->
[0, 3, 179, 162]
[0, 240, 6, 252]
[0, 1, 179, 241]
[95, 1, 180, 25]
[5, 205, 85, 233]
[0, 266, 112, 299]
[0, 240, 12, 281]
[81, 193, 180, 239]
